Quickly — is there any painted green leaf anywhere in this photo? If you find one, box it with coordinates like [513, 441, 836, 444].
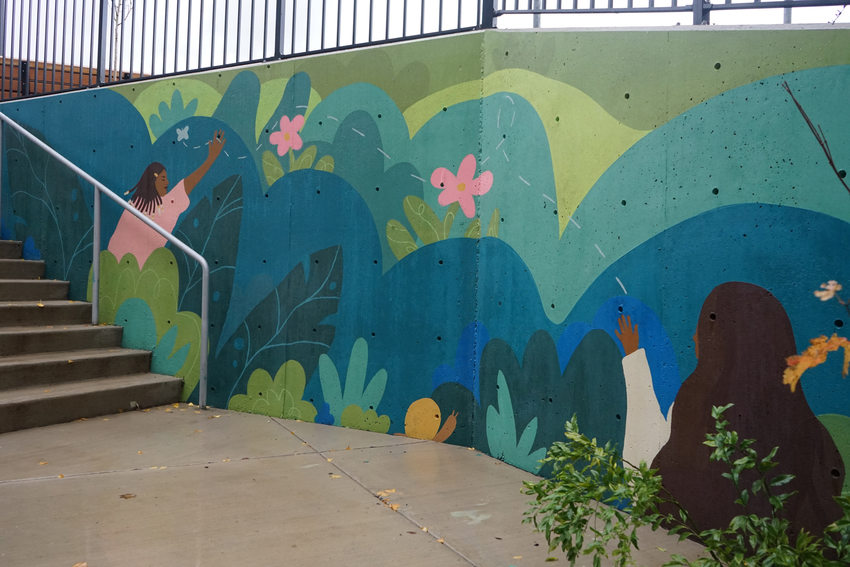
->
[216, 245, 343, 406]
[171, 174, 243, 353]
[315, 154, 335, 173]
[486, 371, 546, 473]
[262, 150, 285, 186]
[464, 218, 481, 239]
[6, 125, 92, 299]
[403, 195, 442, 245]
[487, 207, 500, 238]
[149, 90, 199, 138]
[443, 203, 460, 239]
[319, 338, 388, 426]
[386, 220, 418, 260]
[228, 360, 317, 421]
[291, 145, 317, 171]
[340, 405, 391, 433]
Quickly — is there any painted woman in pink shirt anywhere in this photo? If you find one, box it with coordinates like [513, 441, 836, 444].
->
[108, 129, 226, 267]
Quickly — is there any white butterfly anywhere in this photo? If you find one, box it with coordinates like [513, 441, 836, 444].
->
[176, 125, 189, 141]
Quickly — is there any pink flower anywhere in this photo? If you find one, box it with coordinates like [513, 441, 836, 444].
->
[430, 154, 493, 218]
[269, 115, 305, 156]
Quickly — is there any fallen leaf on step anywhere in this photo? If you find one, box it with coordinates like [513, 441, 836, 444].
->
[43, 389, 51, 393]
[119, 493, 136, 499]
[328, 473, 342, 479]
[390, 504, 399, 511]
[37, 303, 44, 308]
[39, 460, 48, 466]
[164, 408, 172, 413]
[57, 474, 64, 479]
[67, 360, 74, 364]
[188, 402, 194, 407]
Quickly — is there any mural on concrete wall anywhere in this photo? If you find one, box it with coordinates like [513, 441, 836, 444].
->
[2, 30, 850, 534]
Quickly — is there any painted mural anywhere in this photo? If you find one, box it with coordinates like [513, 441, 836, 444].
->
[2, 29, 850, 534]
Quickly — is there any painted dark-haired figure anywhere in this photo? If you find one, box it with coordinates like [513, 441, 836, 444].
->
[652, 282, 844, 536]
[108, 130, 226, 267]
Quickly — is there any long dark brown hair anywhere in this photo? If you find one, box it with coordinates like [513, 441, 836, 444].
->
[126, 162, 165, 215]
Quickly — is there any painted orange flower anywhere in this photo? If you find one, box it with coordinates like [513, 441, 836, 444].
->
[784, 334, 850, 392]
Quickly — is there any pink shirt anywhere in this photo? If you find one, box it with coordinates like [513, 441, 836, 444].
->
[107, 180, 189, 268]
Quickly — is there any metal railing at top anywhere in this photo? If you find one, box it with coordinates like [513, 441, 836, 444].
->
[2, 0, 848, 100]
[1, 0, 489, 100]
[494, 0, 848, 26]
[0, 111, 210, 409]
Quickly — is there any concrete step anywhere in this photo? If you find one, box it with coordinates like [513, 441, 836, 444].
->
[0, 240, 22, 259]
[0, 348, 152, 390]
[0, 373, 183, 433]
[0, 300, 92, 327]
[0, 324, 124, 356]
[0, 279, 69, 301]
[0, 259, 45, 279]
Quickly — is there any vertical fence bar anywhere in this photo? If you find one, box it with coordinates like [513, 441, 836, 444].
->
[142, 0, 148, 75]
[275, 0, 284, 56]
[305, 0, 311, 52]
[25, 0, 32, 94]
[186, 0, 192, 70]
[130, 0, 137, 78]
[211, 0, 217, 66]
[336, 0, 341, 48]
[89, 0, 96, 86]
[92, 187, 100, 325]
[384, 0, 388, 40]
[97, 0, 109, 84]
[0, 0, 6, 101]
[163, 0, 170, 72]
[34, 0, 42, 94]
[175, 0, 181, 73]
[321, 0, 326, 48]
[263, 0, 269, 56]
[439, 0, 443, 31]
[237, 0, 243, 61]
[249, 0, 255, 60]
[198, 0, 204, 68]
[224, 0, 229, 63]
[289, 0, 298, 55]
[50, 1, 58, 91]
[16, 0, 22, 96]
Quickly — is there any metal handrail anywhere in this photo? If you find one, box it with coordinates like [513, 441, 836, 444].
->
[0, 111, 209, 409]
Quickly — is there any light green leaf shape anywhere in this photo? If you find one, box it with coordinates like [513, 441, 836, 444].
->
[486, 208, 500, 238]
[340, 405, 391, 433]
[386, 220, 419, 261]
[403, 195, 442, 245]
[486, 371, 546, 473]
[442, 203, 460, 239]
[228, 360, 317, 421]
[262, 150, 285, 186]
[89, 248, 200, 400]
[319, 338, 388, 426]
[464, 218, 481, 239]
[291, 145, 318, 171]
[315, 154, 335, 173]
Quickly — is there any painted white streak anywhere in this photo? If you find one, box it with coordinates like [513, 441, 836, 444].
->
[223, 150, 230, 157]
[616, 277, 628, 295]
[377, 147, 391, 159]
[518, 175, 530, 186]
[495, 137, 505, 150]
[502, 149, 510, 162]
[594, 244, 606, 258]
[295, 105, 308, 109]
[542, 193, 555, 203]
[237, 156, 247, 160]
[410, 174, 426, 182]
[511, 111, 516, 127]
[351, 128, 366, 137]
[327, 115, 339, 121]
[504, 94, 515, 105]
[256, 144, 262, 151]
[481, 156, 490, 165]
[496, 107, 501, 129]
[569, 216, 582, 229]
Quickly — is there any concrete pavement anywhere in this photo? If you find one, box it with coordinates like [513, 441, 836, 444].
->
[0, 404, 704, 566]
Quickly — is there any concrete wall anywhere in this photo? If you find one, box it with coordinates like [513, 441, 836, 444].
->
[3, 27, 850, 534]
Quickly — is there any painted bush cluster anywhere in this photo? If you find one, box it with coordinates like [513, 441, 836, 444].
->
[2, 30, 850, 534]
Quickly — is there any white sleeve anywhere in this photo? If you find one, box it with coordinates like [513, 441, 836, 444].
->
[621, 349, 671, 467]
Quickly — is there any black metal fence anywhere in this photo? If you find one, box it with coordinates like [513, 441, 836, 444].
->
[1, 0, 847, 101]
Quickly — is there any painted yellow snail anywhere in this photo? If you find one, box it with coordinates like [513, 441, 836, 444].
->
[397, 398, 458, 442]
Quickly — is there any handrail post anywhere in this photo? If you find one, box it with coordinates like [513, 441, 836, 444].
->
[480, 0, 495, 28]
[0, 111, 210, 409]
[97, 0, 110, 85]
[693, 0, 710, 24]
[92, 187, 101, 324]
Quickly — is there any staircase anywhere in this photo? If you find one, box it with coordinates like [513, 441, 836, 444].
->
[0, 240, 183, 433]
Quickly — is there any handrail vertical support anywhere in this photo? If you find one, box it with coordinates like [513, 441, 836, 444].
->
[693, 0, 710, 24]
[200, 268, 210, 409]
[97, 0, 111, 85]
[92, 187, 101, 325]
[480, 0, 495, 28]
